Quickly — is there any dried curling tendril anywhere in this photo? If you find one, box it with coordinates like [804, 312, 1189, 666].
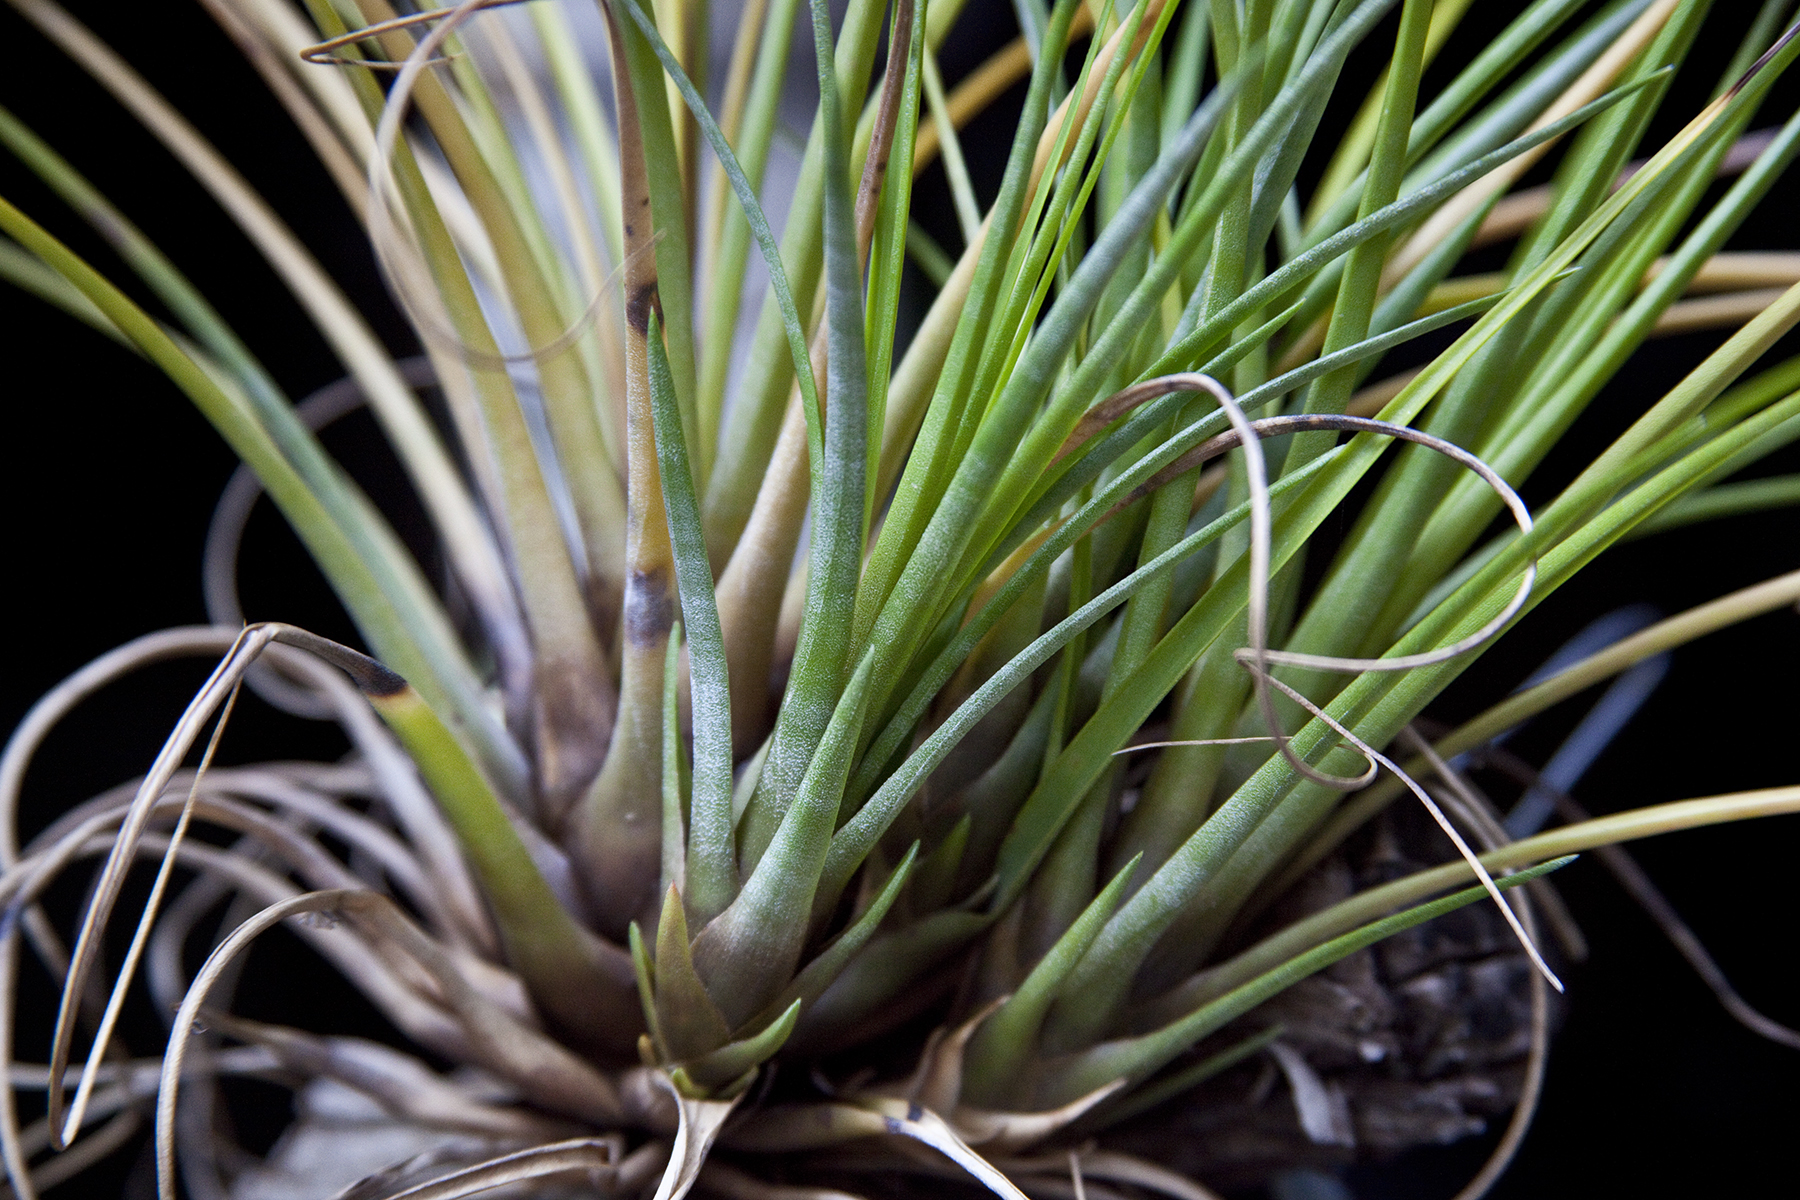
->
[33, 624, 415, 1156]
[347, 0, 647, 371]
[297, 0, 531, 67]
[1111, 373, 1559, 992]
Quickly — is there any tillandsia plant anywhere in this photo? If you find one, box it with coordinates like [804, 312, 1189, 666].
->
[4, 0, 1800, 1196]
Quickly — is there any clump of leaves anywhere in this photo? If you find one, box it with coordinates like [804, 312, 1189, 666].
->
[4, 0, 1800, 1197]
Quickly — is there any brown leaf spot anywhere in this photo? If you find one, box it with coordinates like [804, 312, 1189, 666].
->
[623, 566, 675, 646]
[626, 281, 663, 334]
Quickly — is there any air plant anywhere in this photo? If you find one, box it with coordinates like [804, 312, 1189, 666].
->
[3, 0, 1800, 1197]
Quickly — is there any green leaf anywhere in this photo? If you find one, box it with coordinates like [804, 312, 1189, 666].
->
[653, 885, 734, 1062]
[856, 30, 1251, 738]
[989, 61, 1758, 998]
[612, 0, 702, 469]
[789, 911, 992, 1054]
[691, 654, 878, 1026]
[680, 1000, 802, 1091]
[963, 854, 1141, 1106]
[865, 0, 926, 538]
[1036, 857, 1575, 1105]
[752, 840, 920, 1029]
[1372, 90, 1800, 643]
[695, 0, 807, 488]
[364, 684, 641, 1058]
[702, 0, 891, 554]
[1073, 1026, 1283, 1134]
[1178, 318, 1800, 979]
[851, 0, 1094, 657]
[648, 313, 736, 922]
[662, 623, 688, 905]
[827, 451, 1346, 914]
[735, 0, 877, 872]
[0, 104, 529, 796]
[619, 0, 822, 468]
[1304, 0, 1634, 242]
[1147, 71, 1668, 384]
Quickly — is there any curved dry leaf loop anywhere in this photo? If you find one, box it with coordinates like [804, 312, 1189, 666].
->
[46, 624, 275, 1150]
[1108, 375, 1556, 990]
[360, 0, 628, 370]
[157, 890, 366, 1200]
[951, 1081, 1127, 1155]
[650, 1071, 743, 1200]
[353, 1137, 667, 1200]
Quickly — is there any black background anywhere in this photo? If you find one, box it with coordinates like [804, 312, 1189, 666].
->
[1, 1, 1795, 1196]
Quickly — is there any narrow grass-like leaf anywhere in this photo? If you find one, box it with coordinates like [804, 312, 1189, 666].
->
[1162, 783, 1800, 1030]
[1003, 292, 1508, 592]
[1279, 566, 1800, 896]
[663, 622, 689, 903]
[735, 0, 876, 870]
[702, 0, 890, 554]
[297, 6, 611, 805]
[610, 0, 701, 465]
[1145, 72, 1666, 385]
[963, 855, 1141, 1107]
[1629, 473, 1800, 535]
[1375, 92, 1800, 637]
[365, 677, 643, 1059]
[693, 655, 877, 1027]
[989, 57, 1759, 956]
[0, 233, 121, 339]
[856, 29, 1252, 728]
[971, 0, 1404, 541]
[1308, 0, 1476, 221]
[1304, 0, 1637, 242]
[529, 2, 626, 266]
[854, 293, 1508, 830]
[570, 0, 680, 937]
[851, 0, 1090, 653]
[865, 0, 926, 538]
[754, 840, 919, 1027]
[619, 0, 822, 456]
[681, 1000, 801, 1090]
[0, 6, 521, 668]
[0, 195, 524, 797]
[1037, 857, 1574, 1105]
[1284, 0, 1435, 476]
[1072, 1026, 1283, 1134]
[905, 219, 956, 285]
[923, 47, 983, 245]
[846, 310, 1466, 812]
[363, 0, 631, 625]
[648, 312, 735, 922]
[653, 885, 734, 1062]
[824, 449, 1346, 912]
[1186, 332, 1800, 965]
[1159, 3, 1210, 157]
[695, 0, 804, 497]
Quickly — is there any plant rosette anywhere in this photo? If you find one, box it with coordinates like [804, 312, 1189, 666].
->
[3, 0, 1800, 1198]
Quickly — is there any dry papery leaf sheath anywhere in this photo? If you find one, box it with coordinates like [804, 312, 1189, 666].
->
[4, 0, 1800, 1197]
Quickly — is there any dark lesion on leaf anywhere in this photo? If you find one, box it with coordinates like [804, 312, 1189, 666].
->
[626, 280, 663, 334]
[272, 626, 407, 696]
[623, 566, 675, 646]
